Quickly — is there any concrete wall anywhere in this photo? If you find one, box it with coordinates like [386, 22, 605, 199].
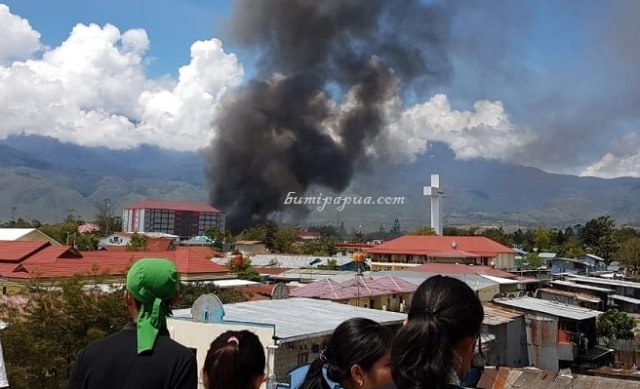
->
[345, 292, 413, 311]
[483, 316, 528, 367]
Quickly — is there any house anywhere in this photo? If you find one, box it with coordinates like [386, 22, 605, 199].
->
[493, 297, 611, 371]
[98, 232, 178, 251]
[482, 303, 528, 367]
[290, 275, 417, 311]
[577, 253, 608, 271]
[216, 254, 360, 271]
[0, 241, 231, 293]
[404, 263, 541, 299]
[546, 280, 613, 311]
[234, 240, 267, 255]
[122, 199, 225, 238]
[0, 228, 62, 245]
[367, 235, 517, 270]
[170, 297, 406, 385]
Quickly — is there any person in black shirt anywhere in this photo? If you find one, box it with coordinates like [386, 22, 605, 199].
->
[68, 258, 197, 389]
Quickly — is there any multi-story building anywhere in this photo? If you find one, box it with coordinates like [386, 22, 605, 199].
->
[122, 200, 225, 238]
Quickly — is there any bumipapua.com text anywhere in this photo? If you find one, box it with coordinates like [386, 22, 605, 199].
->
[283, 192, 405, 212]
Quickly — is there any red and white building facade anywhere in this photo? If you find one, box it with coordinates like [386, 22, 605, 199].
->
[122, 200, 225, 238]
[368, 235, 517, 271]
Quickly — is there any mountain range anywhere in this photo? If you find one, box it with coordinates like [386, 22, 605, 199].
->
[1, 135, 639, 231]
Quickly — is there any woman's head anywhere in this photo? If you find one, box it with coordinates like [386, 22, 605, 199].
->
[299, 317, 393, 389]
[391, 275, 484, 389]
[203, 330, 266, 389]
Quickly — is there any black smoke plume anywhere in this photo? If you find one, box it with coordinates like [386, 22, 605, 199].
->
[204, 0, 452, 232]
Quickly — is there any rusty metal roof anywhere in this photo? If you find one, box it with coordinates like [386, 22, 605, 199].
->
[493, 297, 602, 321]
[478, 367, 640, 389]
[483, 302, 524, 326]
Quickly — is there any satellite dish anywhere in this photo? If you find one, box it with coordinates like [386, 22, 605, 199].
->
[191, 293, 225, 323]
[271, 283, 290, 300]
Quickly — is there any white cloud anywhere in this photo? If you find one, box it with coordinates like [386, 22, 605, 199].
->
[375, 94, 536, 163]
[0, 7, 243, 151]
[581, 133, 640, 178]
[0, 4, 41, 64]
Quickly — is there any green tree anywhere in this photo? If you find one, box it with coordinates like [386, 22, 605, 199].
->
[40, 220, 82, 245]
[205, 228, 234, 251]
[481, 227, 514, 246]
[75, 234, 99, 251]
[227, 255, 261, 282]
[597, 309, 635, 340]
[522, 252, 544, 270]
[390, 219, 401, 234]
[175, 282, 248, 308]
[617, 236, 640, 273]
[0, 277, 129, 389]
[533, 228, 551, 252]
[126, 233, 147, 251]
[94, 198, 121, 236]
[272, 227, 299, 253]
[409, 226, 436, 235]
[302, 236, 338, 257]
[581, 216, 619, 265]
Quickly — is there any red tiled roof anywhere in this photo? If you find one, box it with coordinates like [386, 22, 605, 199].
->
[0, 245, 228, 280]
[171, 247, 228, 274]
[291, 275, 417, 300]
[406, 263, 519, 279]
[0, 241, 51, 262]
[21, 246, 82, 264]
[368, 235, 514, 257]
[291, 279, 342, 299]
[125, 199, 223, 213]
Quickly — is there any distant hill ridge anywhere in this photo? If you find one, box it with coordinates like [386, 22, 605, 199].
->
[1, 135, 639, 229]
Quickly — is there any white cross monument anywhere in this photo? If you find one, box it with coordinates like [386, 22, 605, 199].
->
[423, 174, 444, 235]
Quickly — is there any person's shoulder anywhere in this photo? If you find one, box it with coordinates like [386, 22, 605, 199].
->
[158, 335, 196, 358]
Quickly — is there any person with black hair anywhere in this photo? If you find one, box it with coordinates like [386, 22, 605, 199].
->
[203, 330, 266, 389]
[298, 317, 393, 389]
[391, 275, 484, 389]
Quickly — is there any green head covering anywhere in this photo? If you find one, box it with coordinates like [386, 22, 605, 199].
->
[126, 258, 179, 354]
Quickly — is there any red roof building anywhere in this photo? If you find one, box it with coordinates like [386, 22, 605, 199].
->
[122, 199, 225, 238]
[368, 235, 516, 270]
[0, 242, 231, 293]
[291, 275, 416, 311]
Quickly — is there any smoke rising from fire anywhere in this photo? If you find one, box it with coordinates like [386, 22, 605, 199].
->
[204, 0, 453, 231]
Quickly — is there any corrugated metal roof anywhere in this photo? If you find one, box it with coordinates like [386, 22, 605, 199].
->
[493, 297, 603, 320]
[481, 274, 520, 285]
[567, 275, 640, 289]
[483, 302, 524, 326]
[537, 288, 601, 304]
[478, 367, 640, 389]
[173, 297, 405, 341]
[245, 254, 353, 269]
[374, 270, 499, 291]
[550, 280, 614, 293]
[611, 294, 640, 305]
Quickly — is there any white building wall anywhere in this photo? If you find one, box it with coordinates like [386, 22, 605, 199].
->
[167, 318, 276, 389]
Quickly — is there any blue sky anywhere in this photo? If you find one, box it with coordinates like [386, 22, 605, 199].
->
[1, 1, 640, 179]
[3, 0, 232, 77]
